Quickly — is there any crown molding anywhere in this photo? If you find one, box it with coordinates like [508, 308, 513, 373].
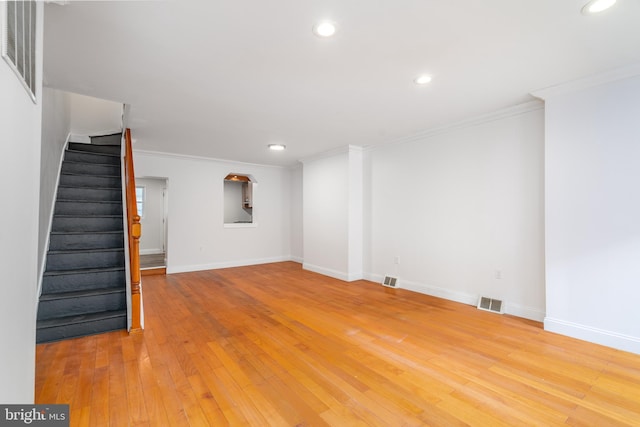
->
[133, 149, 289, 169]
[365, 100, 543, 153]
[531, 63, 640, 100]
[299, 144, 363, 164]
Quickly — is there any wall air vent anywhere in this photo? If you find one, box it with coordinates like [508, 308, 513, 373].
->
[382, 276, 398, 288]
[477, 296, 504, 314]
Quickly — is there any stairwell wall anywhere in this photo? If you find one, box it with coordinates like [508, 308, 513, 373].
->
[0, 2, 44, 403]
[39, 88, 71, 285]
[69, 92, 122, 140]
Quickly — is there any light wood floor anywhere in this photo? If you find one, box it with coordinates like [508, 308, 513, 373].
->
[35, 262, 640, 426]
[140, 253, 166, 269]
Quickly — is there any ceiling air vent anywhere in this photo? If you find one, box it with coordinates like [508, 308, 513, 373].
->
[477, 296, 504, 314]
[382, 276, 398, 288]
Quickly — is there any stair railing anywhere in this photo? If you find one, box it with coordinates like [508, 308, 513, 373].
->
[124, 128, 142, 331]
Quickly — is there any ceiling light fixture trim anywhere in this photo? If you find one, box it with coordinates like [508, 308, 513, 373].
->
[414, 74, 433, 85]
[581, 0, 617, 15]
[313, 21, 337, 37]
[268, 144, 286, 151]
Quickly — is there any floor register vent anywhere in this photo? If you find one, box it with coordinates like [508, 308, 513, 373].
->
[382, 276, 398, 288]
[477, 296, 504, 314]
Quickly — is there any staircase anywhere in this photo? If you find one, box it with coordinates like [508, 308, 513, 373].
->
[37, 142, 128, 343]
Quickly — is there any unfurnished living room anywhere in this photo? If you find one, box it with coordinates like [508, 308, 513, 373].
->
[2, 0, 640, 425]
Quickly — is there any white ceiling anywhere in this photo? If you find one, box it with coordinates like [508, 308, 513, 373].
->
[43, 0, 640, 166]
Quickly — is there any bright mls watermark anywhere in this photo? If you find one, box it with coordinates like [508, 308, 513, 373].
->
[0, 405, 69, 426]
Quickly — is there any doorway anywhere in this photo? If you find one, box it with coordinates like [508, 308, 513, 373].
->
[136, 177, 168, 272]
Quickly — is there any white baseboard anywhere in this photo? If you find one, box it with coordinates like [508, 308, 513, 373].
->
[399, 278, 478, 306]
[290, 256, 303, 264]
[544, 317, 640, 355]
[167, 256, 292, 274]
[506, 302, 545, 322]
[302, 263, 349, 282]
[363, 272, 384, 283]
[363, 273, 545, 322]
[347, 271, 364, 282]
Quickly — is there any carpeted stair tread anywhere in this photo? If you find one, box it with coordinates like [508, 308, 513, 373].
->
[65, 150, 121, 165]
[69, 142, 121, 154]
[36, 313, 127, 342]
[40, 287, 125, 300]
[37, 310, 126, 329]
[49, 231, 124, 251]
[57, 197, 122, 202]
[55, 200, 123, 215]
[62, 159, 121, 166]
[43, 266, 125, 277]
[61, 171, 120, 179]
[58, 184, 122, 190]
[53, 214, 123, 218]
[41, 268, 126, 294]
[47, 247, 124, 256]
[59, 174, 121, 188]
[90, 133, 122, 146]
[50, 230, 123, 235]
[67, 148, 119, 157]
[37, 288, 126, 321]
[56, 187, 122, 203]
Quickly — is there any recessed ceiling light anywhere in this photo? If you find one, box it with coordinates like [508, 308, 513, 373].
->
[414, 74, 432, 85]
[268, 144, 286, 151]
[313, 21, 337, 38]
[582, 0, 616, 14]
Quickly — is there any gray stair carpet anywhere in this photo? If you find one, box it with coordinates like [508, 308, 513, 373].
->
[37, 141, 127, 343]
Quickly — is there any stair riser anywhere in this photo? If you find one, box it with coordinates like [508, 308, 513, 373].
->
[57, 187, 122, 202]
[61, 162, 120, 176]
[49, 232, 124, 251]
[55, 200, 122, 216]
[46, 251, 125, 271]
[69, 143, 121, 155]
[60, 174, 121, 188]
[36, 314, 127, 343]
[52, 216, 123, 232]
[38, 292, 126, 320]
[65, 150, 121, 165]
[42, 269, 125, 293]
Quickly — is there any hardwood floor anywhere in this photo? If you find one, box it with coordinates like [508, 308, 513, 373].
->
[140, 253, 166, 269]
[35, 262, 640, 426]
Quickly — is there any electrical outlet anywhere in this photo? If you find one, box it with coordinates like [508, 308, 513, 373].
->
[495, 270, 502, 279]
[394, 256, 400, 265]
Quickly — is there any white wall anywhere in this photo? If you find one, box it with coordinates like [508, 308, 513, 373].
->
[541, 74, 640, 353]
[0, 1, 43, 403]
[289, 164, 303, 262]
[69, 92, 122, 137]
[39, 87, 71, 281]
[348, 147, 364, 280]
[133, 151, 291, 273]
[223, 180, 252, 224]
[302, 146, 364, 281]
[137, 177, 166, 254]
[365, 104, 545, 321]
[303, 151, 349, 279]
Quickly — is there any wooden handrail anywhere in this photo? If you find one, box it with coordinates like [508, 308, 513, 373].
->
[124, 128, 142, 332]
